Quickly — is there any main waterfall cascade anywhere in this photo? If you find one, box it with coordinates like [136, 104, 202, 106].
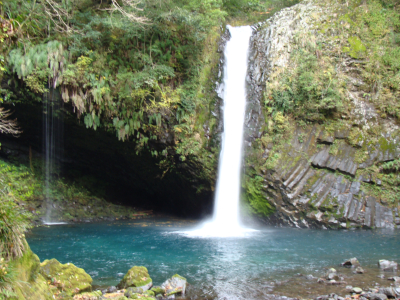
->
[182, 25, 255, 238]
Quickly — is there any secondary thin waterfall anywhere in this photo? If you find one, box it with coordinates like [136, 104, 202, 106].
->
[43, 89, 64, 224]
[182, 26, 254, 237]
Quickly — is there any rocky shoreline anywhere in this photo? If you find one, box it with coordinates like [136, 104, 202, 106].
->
[28, 253, 398, 300]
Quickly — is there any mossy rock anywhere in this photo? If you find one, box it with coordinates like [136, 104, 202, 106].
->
[128, 295, 154, 300]
[144, 290, 155, 297]
[73, 290, 102, 300]
[125, 287, 144, 298]
[117, 266, 152, 290]
[40, 258, 93, 296]
[162, 274, 187, 296]
[150, 286, 165, 295]
[10, 245, 54, 300]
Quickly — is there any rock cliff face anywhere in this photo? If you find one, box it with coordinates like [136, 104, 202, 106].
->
[245, 0, 400, 229]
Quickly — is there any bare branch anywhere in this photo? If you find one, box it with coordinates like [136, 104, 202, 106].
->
[43, 0, 76, 34]
[105, 0, 149, 25]
[0, 108, 22, 137]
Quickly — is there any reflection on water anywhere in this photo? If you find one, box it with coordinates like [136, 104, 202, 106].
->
[27, 219, 400, 299]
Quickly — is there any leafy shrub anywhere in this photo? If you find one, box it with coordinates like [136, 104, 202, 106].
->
[0, 256, 16, 299]
[0, 163, 32, 261]
[265, 47, 343, 121]
[0, 195, 31, 260]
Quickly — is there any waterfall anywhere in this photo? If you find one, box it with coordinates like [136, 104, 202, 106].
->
[43, 89, 65, 224]
[182, 26, 255, 238]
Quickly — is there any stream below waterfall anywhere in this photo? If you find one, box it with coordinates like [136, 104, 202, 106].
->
[27, 218, 400, 299]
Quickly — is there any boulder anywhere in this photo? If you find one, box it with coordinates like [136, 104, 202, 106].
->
[378, 287, 396, 298]
[378, 260, 398, 271]
[144, 290, 155, 297]
[40, 258, 93, 296]
[161, 274, 187, 296]
[151, 286, 166, 295]
[387, 276, 400, 282]
[352, 287, 363, 294]
[125, 287, 144, 298]
[342, 258, 361, 267]
[117, 266, 152, 290]
[366, 293, 388, 300]
[11, 246, 54, 300]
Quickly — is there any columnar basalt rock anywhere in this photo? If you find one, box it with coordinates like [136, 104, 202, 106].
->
[245, 0, 400, 229]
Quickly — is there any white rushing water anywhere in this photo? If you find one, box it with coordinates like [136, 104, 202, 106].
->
[181, 26, 255, 238]
[43, 89, 64, 223]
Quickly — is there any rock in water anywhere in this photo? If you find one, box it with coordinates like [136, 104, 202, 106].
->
[378, 260, 398, 271]
[40, 258, 93, 296]
[366, 293, 388, 300]
[117, 266, 152, 290]
[352, 287, 363, 294]
[355, 267, 365, 274]
[342, 258, 361, 267]
[378, 287, 396, 298]
[387, 276, 400, 282]
[162, 274, 187, 296]
[328, 268, 337, 273]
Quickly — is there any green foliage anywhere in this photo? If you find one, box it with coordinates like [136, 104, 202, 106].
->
[0, 195, 31, 261]
[0, 255, 17, 299]
[0, 162, 33, 262]
[334, 0, 400, 119]
[382, 159, 400, 172]
[265, 45, 344, 121]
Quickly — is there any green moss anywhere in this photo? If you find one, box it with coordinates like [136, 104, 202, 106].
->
[172, 274, 186, 281]
[342, 36, 367, 58]
[378, 137, 396, 153]
[242, 175, 275, 217]
[151, 286, 165, 295]
[354, 148, 369, 164]
[144, 290, 155, 296]
[117, 266, 152, 289]
[329, 140, 340, 156]
[10, 245, 54, 300]
[40, 258, 92, 296]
